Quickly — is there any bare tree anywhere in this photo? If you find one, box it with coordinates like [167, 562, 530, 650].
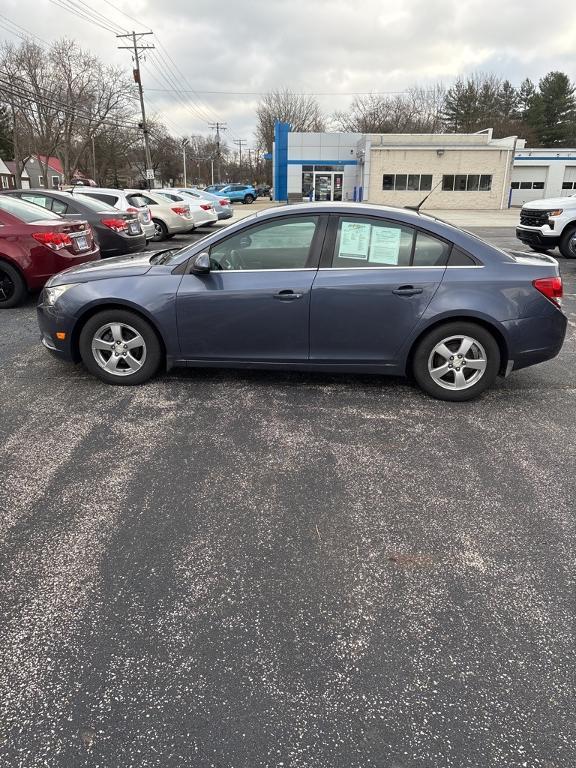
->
[256, 89, 325, 154]
[333, 86, 446, 134]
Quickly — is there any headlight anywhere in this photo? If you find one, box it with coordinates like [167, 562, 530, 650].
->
[44, 283, 74, 306]
[548, 209, 563, 217]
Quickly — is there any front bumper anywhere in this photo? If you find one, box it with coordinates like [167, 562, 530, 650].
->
[37, 300, 77, 362]
[516, 227, 560, 249]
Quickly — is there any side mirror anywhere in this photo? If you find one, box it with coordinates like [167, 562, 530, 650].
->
[191, 252, 211, 273]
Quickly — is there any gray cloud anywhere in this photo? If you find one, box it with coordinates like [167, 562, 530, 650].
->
[3, 0, 576, 143]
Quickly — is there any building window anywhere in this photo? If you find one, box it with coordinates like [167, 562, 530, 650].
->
[382, 173, 432, 191]
[0, 176, 8, 189]
[562, 182, 575, 190]
[511, 181, 545, 190]
[52, 175, 60, 188]
[443, 174, 492, 191]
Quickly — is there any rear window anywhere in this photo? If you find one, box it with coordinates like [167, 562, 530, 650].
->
[0, 196, 62, 222]
[80, 192, 119, 206]
[70, 194, 117, 213]
[126, 194, 149, 208]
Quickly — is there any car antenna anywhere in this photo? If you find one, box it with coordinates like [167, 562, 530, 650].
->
[404, 177, 444, 212]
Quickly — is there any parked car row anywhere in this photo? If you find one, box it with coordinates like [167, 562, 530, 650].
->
[204, 183, 258, 204]
[0, 185, 222, 307]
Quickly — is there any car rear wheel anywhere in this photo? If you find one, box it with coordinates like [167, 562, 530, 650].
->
[412, 322, 500, 401]
[0, 261, 26, 308]
[152, 219, 168, 241]
[559, 227, 576, 259]
[79, 309, 162, 385]
[243, 194, 255, 204]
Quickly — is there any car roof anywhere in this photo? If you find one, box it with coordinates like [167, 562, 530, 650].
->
[73, 187, 125, 193]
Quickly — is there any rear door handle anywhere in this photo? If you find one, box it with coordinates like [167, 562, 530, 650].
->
[392, 285, 423, 296]
[273, 290, 303, 301]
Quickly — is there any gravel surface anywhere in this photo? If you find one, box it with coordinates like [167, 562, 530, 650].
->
[0, 227, 574, 768]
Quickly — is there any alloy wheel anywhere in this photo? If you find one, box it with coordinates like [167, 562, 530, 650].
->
[91, 322, 147, 376]
[427, 334, 488, 391]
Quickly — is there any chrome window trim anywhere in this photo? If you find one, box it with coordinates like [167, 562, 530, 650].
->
[318, 265, 484, 271]
[185, 268, 318, 274]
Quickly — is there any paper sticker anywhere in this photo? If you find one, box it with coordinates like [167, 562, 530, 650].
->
[339, 221, 371, 260]
[369, 226, 401, 264]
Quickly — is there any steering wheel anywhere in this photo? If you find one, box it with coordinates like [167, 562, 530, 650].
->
[217, 249, 243, 270]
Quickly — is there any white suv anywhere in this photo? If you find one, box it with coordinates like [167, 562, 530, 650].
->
[72, 187, 155, 242]
[516, 194, 576, 258]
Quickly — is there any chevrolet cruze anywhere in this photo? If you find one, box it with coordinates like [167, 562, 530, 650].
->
[37, 203, 567, 401]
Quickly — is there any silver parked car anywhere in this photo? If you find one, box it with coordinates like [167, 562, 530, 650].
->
[164, 188, 233, 221]
[72, 187, 155, 241]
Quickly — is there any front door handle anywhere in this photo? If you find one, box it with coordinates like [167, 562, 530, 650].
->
[273, 290, 303, 301]
[392, 285, 423, 296]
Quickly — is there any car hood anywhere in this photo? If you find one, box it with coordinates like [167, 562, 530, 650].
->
[523, 196, 576, 209]
[47, 251, 153, 286]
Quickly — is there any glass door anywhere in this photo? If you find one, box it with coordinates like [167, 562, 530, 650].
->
[314, 173, 333, 201]
[333, 173, 343, 201]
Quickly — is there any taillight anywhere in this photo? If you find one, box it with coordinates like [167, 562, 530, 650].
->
[126, 206, 139, 213]
[171, 206, 189, 215]
[533, 276, 563, 307]
[219, 199, 230, 205]
[32, 231, 73, 250]
[102, 218, 128, 232]
[200, 204, 211, 211]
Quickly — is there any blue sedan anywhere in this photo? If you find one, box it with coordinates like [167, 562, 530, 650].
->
[37, 203, 567, 401]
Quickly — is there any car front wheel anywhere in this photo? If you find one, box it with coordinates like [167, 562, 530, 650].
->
[243, 194, 255, 204]
[412, 322, 500, 401]
[79, 309, 162, 385]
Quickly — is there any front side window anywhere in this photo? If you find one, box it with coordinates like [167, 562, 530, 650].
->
[331, 217, 414, 267]
[209, 216, 319, 271]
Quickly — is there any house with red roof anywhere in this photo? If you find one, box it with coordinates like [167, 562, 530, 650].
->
[22, 155, 83, 188]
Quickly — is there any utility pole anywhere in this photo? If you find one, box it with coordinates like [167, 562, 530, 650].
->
[234, 139, 247, 181]
[118, 31, 155, 189]
[91, 134, 97, 182]
[182, 138, 189, 187]
[209, 122, 226, 183]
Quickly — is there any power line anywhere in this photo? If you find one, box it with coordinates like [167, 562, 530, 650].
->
[47, 0, 124, 35]
[0, 14, 49, 45]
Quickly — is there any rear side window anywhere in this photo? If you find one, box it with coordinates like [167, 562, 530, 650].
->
[21, 193, 53, 210]
[331, 217, 414, 267]
[0, 196, 62, 222]
[412, 231, 451, 266]
[448, 247, 477, 266]
[51, 198, 69, 214]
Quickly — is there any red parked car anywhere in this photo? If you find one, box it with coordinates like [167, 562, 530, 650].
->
[0, 195, 100, 308]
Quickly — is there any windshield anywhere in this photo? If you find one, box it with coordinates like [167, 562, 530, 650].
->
[0, 196, 63, 222]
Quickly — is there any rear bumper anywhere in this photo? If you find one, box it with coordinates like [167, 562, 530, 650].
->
[516, 227, 560, 249]
[96, 228, 147, 257]
[503, 312, 567, 371]
[27, 247, 101, 291]
[217, 209, 233, 220]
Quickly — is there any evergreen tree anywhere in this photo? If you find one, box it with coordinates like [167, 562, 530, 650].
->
[517, 78, 536, 119]
[528, 72, 576, 145]
[498, 80, 519, 120]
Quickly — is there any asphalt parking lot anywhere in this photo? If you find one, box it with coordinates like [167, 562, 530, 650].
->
[1, 217, 575, 767]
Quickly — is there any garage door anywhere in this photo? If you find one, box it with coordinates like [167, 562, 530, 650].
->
[562, 166, 576, 192]
[510, 166, 547, 206]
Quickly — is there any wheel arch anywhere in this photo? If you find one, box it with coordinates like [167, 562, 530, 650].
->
[406, 314, 509, 377]
[0, 254, 28, 287]
[71, 301, 168, 365]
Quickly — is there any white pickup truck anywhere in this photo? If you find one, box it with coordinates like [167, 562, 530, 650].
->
[516, 194, 576, 258]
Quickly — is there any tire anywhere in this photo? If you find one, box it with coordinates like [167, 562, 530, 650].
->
[79, 309, 162, 385]
[151, 218, 168, 242]
[412, 322, 500, 402]
[559, 227, 576, 259]
[0, 260, 27, 308]
[243, 194, 255, 204]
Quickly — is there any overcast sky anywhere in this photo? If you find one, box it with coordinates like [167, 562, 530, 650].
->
[2, 0, 576, 147]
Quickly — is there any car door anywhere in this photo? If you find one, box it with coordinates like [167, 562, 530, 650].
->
[176, 215, 326, 362]
[310, 214, 450, 365]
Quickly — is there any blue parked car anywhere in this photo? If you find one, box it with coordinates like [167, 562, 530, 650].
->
[205, 184, 257, 204]
[37, 203, 567, 401]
